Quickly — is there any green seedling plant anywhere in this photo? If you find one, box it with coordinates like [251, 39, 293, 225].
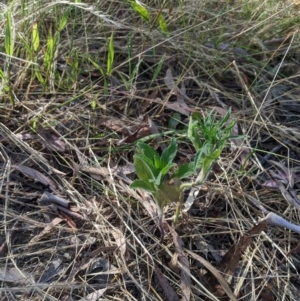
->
[2, 10, 15, 105]
[130, 109, 237, 241]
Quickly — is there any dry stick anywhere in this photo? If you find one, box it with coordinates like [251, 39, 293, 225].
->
[246, 194, 300, 235]
[262, 212, 300, 235]
[39, 191, 70, 208]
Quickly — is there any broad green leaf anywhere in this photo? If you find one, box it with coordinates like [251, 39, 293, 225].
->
[171, 162, 195, 179]
[137, 141, 160, 169]
[32, 21, 39, 52]
[130, 179, 155, 193]
[153, 171, 163, 187]
[157, 13, 169, 36]
[134, 154, 158, 181]
[154, 178, 182, 209]
[134, 153, 156, 171]
[168, 113, 181, 130]
[160, 162, 177, 175]
[160, 138, 177, 168]
[107, 32, 114, 75]
[5, 11, 13, 56]
[130, 1, 150, 21]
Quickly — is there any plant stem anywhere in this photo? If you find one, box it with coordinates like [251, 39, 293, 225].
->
[174, 166, 212, 224]
[173, 200, 182, 224]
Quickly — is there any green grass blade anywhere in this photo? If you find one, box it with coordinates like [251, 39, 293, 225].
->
[157, 12, 169, 36]
[150, 54, 165, 87]
[5, 11, 13, 56]
[43, 29, 54, 72]
[58, 8, 70, 32]
[32, 21, 40, 52]
[107, 32, 114, 75]
[129, 0, 150, 21]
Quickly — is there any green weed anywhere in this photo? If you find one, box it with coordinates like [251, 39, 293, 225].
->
[130, 109, 238, 238]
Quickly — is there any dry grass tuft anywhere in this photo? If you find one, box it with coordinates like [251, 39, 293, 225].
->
[1, 0, 300, 300]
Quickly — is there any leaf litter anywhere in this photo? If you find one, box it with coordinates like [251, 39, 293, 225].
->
[1, 2, 300, 301]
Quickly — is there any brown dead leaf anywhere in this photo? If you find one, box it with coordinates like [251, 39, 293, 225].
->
[273, 174, 300, 212]
[280, 243, 300, 265]
[58, 210, 77, 229]
[38, 126, 66, 152]
[12, 164, 57, 191]
[168, 253, 180, 273]
[153, 263, 180, 301]
[164, 67, 180, 93]
[39, 191, 70, 208]
[78, 288, 107, 301]
[164, 68, 190, 116]
[217, 220, 267, 280]
[0, 132, 37, 143]
[15, 133, 38, 140]
[111, 228, 126, 256]
[117, 126, 151, 145]
[68, 246, 118, 282]
[98, 116, 144, 135]
[29, 217, 63, 244]
[0, 267, 33, 284]
[55, 204, 88, 221]
[168, 226, 191, 301]
[0, 220, 21, 256]
[82, 163, 135, 181]
[39, 258, 63, 283]
[184, 249, 237, 301]
[148, 116, 167, 150]
[269, 160, 294, 186]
